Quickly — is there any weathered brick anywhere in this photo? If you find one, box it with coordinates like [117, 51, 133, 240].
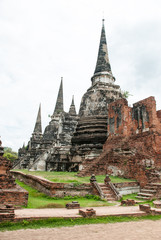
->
[0, 142, 28, 207]
[79, 97, 161, 187]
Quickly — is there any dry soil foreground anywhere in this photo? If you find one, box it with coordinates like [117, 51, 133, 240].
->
[1, 219, 161, 240]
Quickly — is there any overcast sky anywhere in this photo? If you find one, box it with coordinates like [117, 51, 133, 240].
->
[1, 0, 161, 151]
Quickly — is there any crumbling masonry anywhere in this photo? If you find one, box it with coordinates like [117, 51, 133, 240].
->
[0, 140, 28, 207]
[79, 97, 161, 187]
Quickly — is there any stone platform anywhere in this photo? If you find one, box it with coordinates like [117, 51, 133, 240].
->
[14, 206, 148, 221]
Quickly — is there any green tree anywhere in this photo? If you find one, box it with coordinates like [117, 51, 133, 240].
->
[3, 147, 18, 162]
[123, 91, 133, 99]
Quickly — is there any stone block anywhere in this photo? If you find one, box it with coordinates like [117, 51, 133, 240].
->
[79, 208, 96, 217]
[139, 204, 151, 213]
[0, 204, 15, 222]
[121, 199, 135, 206]
[153, 200, 161, 208]
[66, 201, 80, 209]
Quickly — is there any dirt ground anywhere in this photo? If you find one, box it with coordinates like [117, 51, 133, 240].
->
[1, 219, 161, 240]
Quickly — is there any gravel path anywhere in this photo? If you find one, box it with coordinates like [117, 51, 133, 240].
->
[1, 220, 161, 240]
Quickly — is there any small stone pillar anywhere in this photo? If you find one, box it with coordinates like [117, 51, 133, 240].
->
[66, 201, 80, 209]
[79, 208, 96, 217]
[104, 174, 111, 184]
[153, 200, 161, 209]
[90, 174, 97, 183]
[139, 204, 151, 213]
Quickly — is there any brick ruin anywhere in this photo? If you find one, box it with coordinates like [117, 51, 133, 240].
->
[79, 97, 161, 186]
[0, 139, 28, 207]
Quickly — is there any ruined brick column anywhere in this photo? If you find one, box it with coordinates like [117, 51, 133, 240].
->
[0, 139, 28, 206]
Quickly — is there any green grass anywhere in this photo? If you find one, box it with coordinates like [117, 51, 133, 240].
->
[120, 193, 138, 201]
[119, 193, 156, 207]
[13, 170, 136, 184]
[16, 180, 114, 209]
[1, 215, 161, 232]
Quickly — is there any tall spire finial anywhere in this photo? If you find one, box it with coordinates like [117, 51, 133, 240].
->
[72, 95, 74, 105]
[94, 19, 111, 75]
[102, 10, 105, 21]
[33, 104, 42, 134]
[69, 95, 77, 116]
[53, 78, 64, 115]
[91, 19, 115, 85]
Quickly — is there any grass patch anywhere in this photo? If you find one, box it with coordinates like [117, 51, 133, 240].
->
[119, 193, 156, 207]
[1, 215, 161, 232]
[16, 180, 114, 209]
[120, 193, 138, 201]
[13, 170, 136, 184]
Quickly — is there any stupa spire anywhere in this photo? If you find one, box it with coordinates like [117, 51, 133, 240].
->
[94, 19, 112, 74]
[69, 95, 77, 116]
[53, 78, 64, 115]
[91, 19, 115, 85]
[33, 104, 42, 134]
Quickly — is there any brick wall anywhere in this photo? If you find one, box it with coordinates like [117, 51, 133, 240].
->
[12, 171, 94, 197]
[0, 156, 16, 189]
[0, 186, 28, 207]
[107, 96, 161, 137]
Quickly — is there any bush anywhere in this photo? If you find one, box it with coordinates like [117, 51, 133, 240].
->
[3, 147, 18, 162]
[63, 195, 79, 200]
[85, 194, 101, 200]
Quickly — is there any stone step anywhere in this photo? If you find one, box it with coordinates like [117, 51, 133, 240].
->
[150, 172, 160, 175]
[135, 196, 151, 200]
[144, 185, 157, 190]
[149, 179, 160, 182]
[100, 186, 110, 190]
[103, 193, 113, 197]
[148, 183, 161, 186]
[145, 187, 158, 191]
[137, 193, 153, 197]
[149, 176, 160, 179]
[149, 176, 160, 178]
[101, 187, 110, 191]
[141, 189, 156, 193]
[102, 190, 111, 194]
[106, 198, 115, 201]
[100, 185, 109, 188]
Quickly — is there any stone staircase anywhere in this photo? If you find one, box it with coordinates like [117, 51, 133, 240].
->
[136, 170, 161, 200]
[136, 183, 157, 200]
[148, 171, 161, 183]
[136, 183, 161, 200]
[98, 183, 116, 201]
[90, 175, 121, 201]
